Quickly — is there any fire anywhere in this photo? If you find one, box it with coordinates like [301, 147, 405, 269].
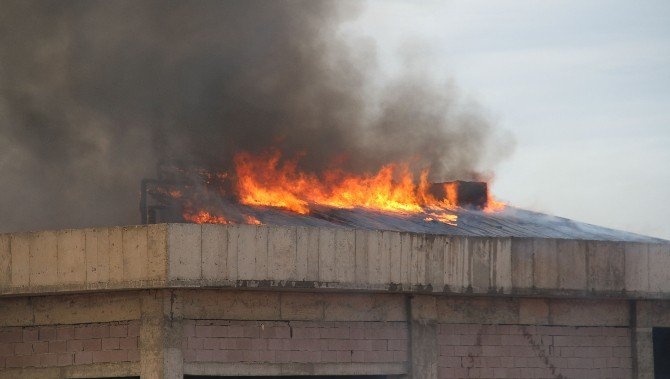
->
[234, 149, 454, 215]
[244, 215, 262, 225]
[443, 182, 458, 207]
[170, 149, 506, 226]
[183, 210, 231, 224]
[484, 193, 506, 213]
[424, 212, 458, 226]
[182, 210, 263, 225]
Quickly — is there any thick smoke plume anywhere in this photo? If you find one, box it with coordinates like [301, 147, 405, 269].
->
[0, 0, 510, 232]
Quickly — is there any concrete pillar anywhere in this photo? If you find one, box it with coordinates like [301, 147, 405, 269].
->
[140, 291, 165, 379]
[634, 301, 658, 379]
[139, 290, 184, 379]
[163, 290, 184, 379]
[408, 295, 438, 379]
[634, 327, 654, 379]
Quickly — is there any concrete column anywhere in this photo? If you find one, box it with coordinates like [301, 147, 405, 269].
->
[140, 291, 165, 379]
[139, 290, 184, 379]
[163, 290, 184, 379]
[408, 295, 438, 379]
[634, 301, 658, 379]
[634, 327, 654, 379]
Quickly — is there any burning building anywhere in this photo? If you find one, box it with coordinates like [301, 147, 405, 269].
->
[1, 2, 669, 379]
[1, 160, 669, 378]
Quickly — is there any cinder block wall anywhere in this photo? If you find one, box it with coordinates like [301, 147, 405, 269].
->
[437, 324, 631, 378]
[409, 295, 647, 379]
[0, 321, 140, 369]
[2, 289, 670, 378]
[182, 320, 408, 365]
[0, 291, 144, 378]
[174, 290, 409, 377]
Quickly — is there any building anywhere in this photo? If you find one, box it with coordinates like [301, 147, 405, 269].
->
[1, 219, 669, 378]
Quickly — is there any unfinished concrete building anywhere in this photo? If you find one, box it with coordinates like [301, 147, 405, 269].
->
[1, 216, 669, 379]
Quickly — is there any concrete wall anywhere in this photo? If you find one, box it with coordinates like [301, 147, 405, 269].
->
[633, 300, 670, 378]
[163, 290, 660, 379]
[1, 224, 668, 378]
[409, 295, 639, 379]
[0, 225, 168, 295]
[2, 224, 669, 300]
[1, 289, 669, 378]
[437, 324, 631, 378]
[0, 321, 140, 370]
[0, 292, 143, 378]
[182, 320, 407, 376]
[173, 290, 408, 377]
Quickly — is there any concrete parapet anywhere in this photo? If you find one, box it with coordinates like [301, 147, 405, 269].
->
[1, 225, 168, 296]
[1, 224, 669, 300]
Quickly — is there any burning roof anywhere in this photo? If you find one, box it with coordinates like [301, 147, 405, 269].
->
[140, 152, 662, 243]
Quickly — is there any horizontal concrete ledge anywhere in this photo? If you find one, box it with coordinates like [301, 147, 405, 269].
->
[127, 280, 670, 300]
[183, 362, 408, 376]
[0, 361, 138, 379]
[59, 361, 139, 379]
[1, 224, 669, 299]
[0, 280, 166, 297]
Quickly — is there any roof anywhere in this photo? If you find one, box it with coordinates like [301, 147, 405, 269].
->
[216, 202, 665, 243]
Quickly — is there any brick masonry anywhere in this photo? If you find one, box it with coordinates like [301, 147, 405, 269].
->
[0, 321, 140, 369]
[437, 323, 632, 379]
[182, 320, 408, 364]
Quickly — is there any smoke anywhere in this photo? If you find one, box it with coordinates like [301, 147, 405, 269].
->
[0, 0, 512, 232]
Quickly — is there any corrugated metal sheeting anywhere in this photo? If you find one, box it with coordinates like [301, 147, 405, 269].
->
[218, 202, 665, 243]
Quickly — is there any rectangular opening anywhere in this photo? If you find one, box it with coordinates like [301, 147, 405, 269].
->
[653, 327, 670, 379]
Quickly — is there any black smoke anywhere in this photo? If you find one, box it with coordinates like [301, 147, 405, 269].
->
[0, 0, 511, 232]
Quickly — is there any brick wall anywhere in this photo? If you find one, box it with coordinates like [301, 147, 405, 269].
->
[182, 320, 408, 364]
[437, 324, 632, 379]
[0, 321, 140, 369]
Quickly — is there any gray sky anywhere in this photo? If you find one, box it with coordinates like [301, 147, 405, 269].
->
[345, 0, 670, 239]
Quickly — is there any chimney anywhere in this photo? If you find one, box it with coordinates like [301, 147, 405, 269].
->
[430, 181, 488, 209]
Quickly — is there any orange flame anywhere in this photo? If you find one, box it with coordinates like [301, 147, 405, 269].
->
[173, 149, 506, 226]
[443, 182, 459, 208]
[234, 149, 456, 215]
[424, 212, 458, 226]
[244, 215, 262, 225]
[182, 210, 262, 225]
[484, 193, 506, 213]
[183, 210, 231, 224]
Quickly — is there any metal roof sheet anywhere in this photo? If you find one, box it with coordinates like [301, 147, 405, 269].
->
[217, 202, 666, 243]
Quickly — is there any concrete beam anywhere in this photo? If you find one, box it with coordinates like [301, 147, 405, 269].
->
[182, 362, 407, 377]
[1, 225, 168, 296]
[1, 224, 669, 300]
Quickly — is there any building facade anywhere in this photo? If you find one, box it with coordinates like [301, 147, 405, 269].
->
[1, 224, 669, 378]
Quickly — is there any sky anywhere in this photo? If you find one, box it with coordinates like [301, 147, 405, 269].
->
[345, 0, 670, 240]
